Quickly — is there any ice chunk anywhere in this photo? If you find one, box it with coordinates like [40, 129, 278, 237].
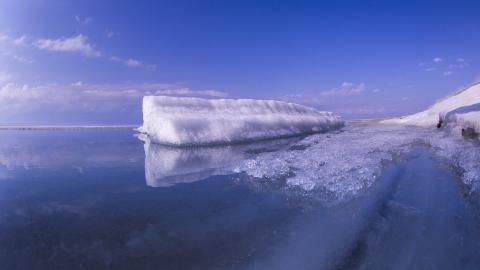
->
[138, 96, 344, 145]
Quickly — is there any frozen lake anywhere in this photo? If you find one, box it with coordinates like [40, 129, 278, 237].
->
[1, 125, 480, 269]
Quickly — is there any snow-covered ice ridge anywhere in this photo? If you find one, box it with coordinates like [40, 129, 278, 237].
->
[139, 96, 344, 145]
[384, 83, 480, 136]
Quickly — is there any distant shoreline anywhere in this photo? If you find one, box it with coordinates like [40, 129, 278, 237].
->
[0, 125, 139, 130]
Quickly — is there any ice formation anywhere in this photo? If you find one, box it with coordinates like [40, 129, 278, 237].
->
[384, 83, 480, 136]
[138, 96, 344, 145]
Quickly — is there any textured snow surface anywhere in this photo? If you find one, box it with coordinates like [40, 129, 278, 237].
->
[384, 83, 480, 135]
[139, 96, 344, 145]
[234, 124, 480, 201]
[234, 124, 421, 201]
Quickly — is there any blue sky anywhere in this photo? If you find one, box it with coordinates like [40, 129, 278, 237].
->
[0, 0, 479, 125]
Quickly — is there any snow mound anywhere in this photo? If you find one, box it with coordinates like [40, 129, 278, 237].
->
[138, 96, 344, 145]
[384, 83, 480, 136]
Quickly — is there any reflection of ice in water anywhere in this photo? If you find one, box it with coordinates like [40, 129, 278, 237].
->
[142, 136, 301, 187]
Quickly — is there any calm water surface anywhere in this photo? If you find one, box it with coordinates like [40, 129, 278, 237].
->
[1, 129, 480, 270]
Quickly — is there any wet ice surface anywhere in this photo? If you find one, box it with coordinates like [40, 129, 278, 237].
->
[234, 123, 480, 202]
[1, 125, 480, 269]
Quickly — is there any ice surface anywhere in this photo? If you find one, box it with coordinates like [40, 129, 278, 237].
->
[138, 96, 344, 145]
[234, 124, 424, 201]
[384, 83, 480, 136]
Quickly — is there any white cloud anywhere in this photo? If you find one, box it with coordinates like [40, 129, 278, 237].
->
[0, 82, 228, 109]
[0, 33, 28, 47]
[3, 31, 155, 71]
[449, 58, 469, 69]
[110, 56, 156, 70]
[12, 35, 28, 46]
[421, 57, 470, 75]
[0, 33, 9, 42]
[125, 58, 142, 67]
[12, 54, 33, 63]
[280, 82, 370, 107]
[74, 15, 92, 25]
[443, 70, 453, 76]
[401, 97, 409, 101]
[106, 30, 116, 38]
[0, 72, 12, 83]
[372, 88, 381, 93]
[72, 81, 84, 87]
[0, 82, 228, 123]
[320, 82, 366, 96]
[34, 35, 101, 57]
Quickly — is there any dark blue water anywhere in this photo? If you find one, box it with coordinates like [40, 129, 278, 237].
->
[1, 130, 480, 270]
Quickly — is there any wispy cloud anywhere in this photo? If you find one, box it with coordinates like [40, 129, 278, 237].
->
[34, 34, 102, 57]
[110, 56, 156, 70]
[0, 72, 12, 83]
[74, 15, 92, 25]
[0, 81, 228, 123]
[281, 82, 369, 106]
[12, 35, 28, 46]
[0, 82, 227, 109]
[12, 54, 33, 64]
[419, 56, 470, 76]
[443, 70, 453, 76]
[319, 82, 366, 97]
[125, 58, 142, 67]
[106, 30, 117, 38]
[2, 31, 155, 71]
[0, 33, 29, 47]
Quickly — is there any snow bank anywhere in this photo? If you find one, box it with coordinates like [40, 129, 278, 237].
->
[139, 96, 344, 145]
[384, 83, 480, 136]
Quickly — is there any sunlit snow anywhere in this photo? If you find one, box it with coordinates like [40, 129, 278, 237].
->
[139, 96, 344, 145]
